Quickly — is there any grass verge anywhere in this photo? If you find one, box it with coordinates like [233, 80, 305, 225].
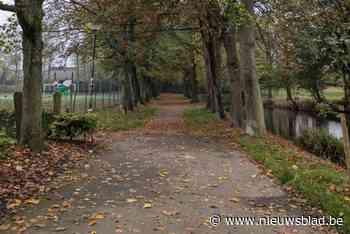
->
[96, 106, 157, 131]
[183, 107, 350, 233]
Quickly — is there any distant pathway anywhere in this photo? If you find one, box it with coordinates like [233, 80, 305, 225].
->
[2, 94, 335, 234]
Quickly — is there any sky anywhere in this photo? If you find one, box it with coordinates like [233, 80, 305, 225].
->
[0, 0, 77, 68]
[0, 0, 14, 24]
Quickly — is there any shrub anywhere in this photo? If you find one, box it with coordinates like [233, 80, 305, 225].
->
[0, 110, 16, 137]
[0, 131, 15, 159]
[49, 113, 97, 140]
[297, 129, 345, 165]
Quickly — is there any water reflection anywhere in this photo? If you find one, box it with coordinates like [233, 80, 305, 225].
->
[264, 108, 343, 140]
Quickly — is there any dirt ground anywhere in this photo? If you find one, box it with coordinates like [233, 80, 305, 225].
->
[0, 94, 337, 234]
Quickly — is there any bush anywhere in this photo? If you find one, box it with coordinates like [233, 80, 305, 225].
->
[49, 113, 97, 140]
[0, 110, 16, 137]
[297, 129, 345, 165]
[0, 131, 15, 159]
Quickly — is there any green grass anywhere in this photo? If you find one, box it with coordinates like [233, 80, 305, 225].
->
[241, 138, 350, 233]
[0, 93, 120, 112]
[183, 108, 218, 128]
[184, 107, 350, 233]
[96, 106, 157, 131]
[269, 87, 344, 101]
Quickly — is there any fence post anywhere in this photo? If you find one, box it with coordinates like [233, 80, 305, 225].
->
[53, 92, 62, 114]
[14, 92, 22, 143]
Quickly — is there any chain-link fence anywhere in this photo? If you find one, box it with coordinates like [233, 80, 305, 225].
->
[42, 79, 122, 113]
[0, 71, 122, 136]
[0, 79, 122, 113]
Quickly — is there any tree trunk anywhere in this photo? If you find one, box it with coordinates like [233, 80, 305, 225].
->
[183, 75, 191, 99]
[285, 83, 298, 109]
[122, 60, 134, 112]
[340, 112, 350, 173]
[144, 76, 152, 102]
[15, 0, 44, 151]
[190, 52, 199, 103]
[203, 44, 215, 112]
[202, 31, 225, 119]
[14, 92, 22, 143]
[239, 0, 266, 136]
[73, 54, 79, 112]
[131, 63, 144, 105]
[183, 66, 193, 99]
[223, 24, 243, 128]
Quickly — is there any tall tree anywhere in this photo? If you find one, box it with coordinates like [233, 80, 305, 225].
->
[0, 0, 44, 151]
[239, 0, 266, 136]
[222, 0, 243, 127]
[200, 1, 225, 119]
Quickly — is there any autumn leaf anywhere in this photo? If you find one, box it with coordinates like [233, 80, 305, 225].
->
[0, 224, 11, 231]
[230, 197, 240, 203]
[143, 203, 153, 209]
[7, 199, 22, 209]
[126, 198, 138, 203]
[159, 169, 169, 177]
[25, 198, 40, 205]
[88, 220, 97, 226]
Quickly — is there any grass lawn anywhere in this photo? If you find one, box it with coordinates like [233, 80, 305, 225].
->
[184, 107, 350, 234]
[0, 93, 121, 112]
[269, 87, 344, 102]
[96, 106, 157, 131]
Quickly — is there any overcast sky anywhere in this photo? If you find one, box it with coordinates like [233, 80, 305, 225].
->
[0, 0, 14, 24]
[0, 0, 76, 68]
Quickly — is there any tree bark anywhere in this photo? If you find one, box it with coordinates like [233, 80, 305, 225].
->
[203, 43, 215, 112]
[190, 57, 199, 103]
[123, 60, 134, 112]
[131, 63, 144, 105]
[15, 0, 44, 151]
[223, 24, 243, 128]
[202, 31, 225, 119]
[239, 0, 266, 136]
[143, 76, 151, 103]
[340, 113, 350, 173]
[73, 54, 79, 112]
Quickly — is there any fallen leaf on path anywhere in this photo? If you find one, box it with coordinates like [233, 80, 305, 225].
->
[88, 220, 97, 226]
[159, 169, 169, 177]
[126, 198, 138, 203]
[7, 199, 22, 209]
[54, 227, 67, 232]
[230, 197, 240, 203]
[62, 201, 71, 208]
[162, 210, 179, 216]
[94, 213, 105, 220]
[25, 198, 40, 205]
[0, 224, 11, 231]
[143, 203, 153, 209]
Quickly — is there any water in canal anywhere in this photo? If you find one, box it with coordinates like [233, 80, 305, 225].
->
[264, 107, 343, 140]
